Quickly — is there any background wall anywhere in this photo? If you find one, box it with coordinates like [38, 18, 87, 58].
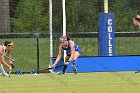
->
[52, 56, 140, 73]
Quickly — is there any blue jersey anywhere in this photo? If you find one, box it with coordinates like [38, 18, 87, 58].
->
[62, 40, 80, 56]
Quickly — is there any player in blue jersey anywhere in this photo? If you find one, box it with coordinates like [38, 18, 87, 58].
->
[51, 35, 81, 74]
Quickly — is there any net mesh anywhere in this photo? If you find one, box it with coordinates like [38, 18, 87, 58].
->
[0, 37, 50, 72]
[0, 0, 140, 72]
[51, 0, 140, 57]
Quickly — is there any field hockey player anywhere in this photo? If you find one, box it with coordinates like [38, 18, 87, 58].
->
[51, 35, 81, 74]
[0, 41, 14, 77]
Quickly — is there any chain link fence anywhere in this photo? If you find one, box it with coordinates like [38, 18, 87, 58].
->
[0, 0, 140, 72]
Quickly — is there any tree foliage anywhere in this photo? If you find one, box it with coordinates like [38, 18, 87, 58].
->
[10, 0, 140, 33]
[11, 0, 49, 33]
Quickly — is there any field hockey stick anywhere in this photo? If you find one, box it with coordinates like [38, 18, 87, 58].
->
[8, 70, 12, 77]
[38, 64, 65, 73]
[0, 53, 15, 62]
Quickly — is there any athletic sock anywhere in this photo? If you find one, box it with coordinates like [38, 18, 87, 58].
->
[62, 62, 70, 74]
[71, 60, 77, 74]
[62, 65, 68, 74]
[0, 64, 7, 74]
[72, 60, 77, 67]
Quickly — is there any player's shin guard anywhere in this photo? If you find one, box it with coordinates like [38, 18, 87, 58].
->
[0, 64, 9, 76]
[72, 60, 77, 66]
[62, 62, 69, 74]
[62, 65, 67, 74]
[0, 64, 6, 73]
[71, 60, 77, 74]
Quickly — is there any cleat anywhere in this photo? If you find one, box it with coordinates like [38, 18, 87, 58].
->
[57, 71, 64, 75]
[0, 73, 9, 77]
[71, 65, 77, 74]
[135, 71, 140, 74]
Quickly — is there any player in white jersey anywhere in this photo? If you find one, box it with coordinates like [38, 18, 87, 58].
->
[0, 41, 14, 76]
[133, 15, 140, 74]
[133, 15, 140, 29]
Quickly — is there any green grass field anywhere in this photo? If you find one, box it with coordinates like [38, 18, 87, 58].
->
[0, 72, 140, 93]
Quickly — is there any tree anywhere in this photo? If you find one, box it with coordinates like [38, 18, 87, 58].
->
[0, 0, 11, 33]
[11, 0, 49, 33]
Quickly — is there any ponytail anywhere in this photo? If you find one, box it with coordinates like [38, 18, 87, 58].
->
[66, 34, 70, 41]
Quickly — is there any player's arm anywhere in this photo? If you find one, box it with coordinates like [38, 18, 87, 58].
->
[68, 41, 75, 62]
[7, 51, 14, 69]
[7, 51, 13, 64]
[51, 44, 63, 67]
[0, 56, 12, 70]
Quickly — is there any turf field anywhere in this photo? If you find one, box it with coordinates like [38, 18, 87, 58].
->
[0, 72, 140, 93]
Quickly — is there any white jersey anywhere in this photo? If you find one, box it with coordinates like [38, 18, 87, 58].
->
[0, 45, 7, 55]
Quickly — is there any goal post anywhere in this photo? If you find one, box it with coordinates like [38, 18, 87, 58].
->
[104, 0, 108, 13]
[49, 0, 53, 65]
[49, 0, 67, 66]
[62, 0, 66, 61]
[98, 0, 115, 56]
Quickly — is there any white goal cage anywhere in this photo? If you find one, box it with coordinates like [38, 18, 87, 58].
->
[49, 0, 109, 65]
